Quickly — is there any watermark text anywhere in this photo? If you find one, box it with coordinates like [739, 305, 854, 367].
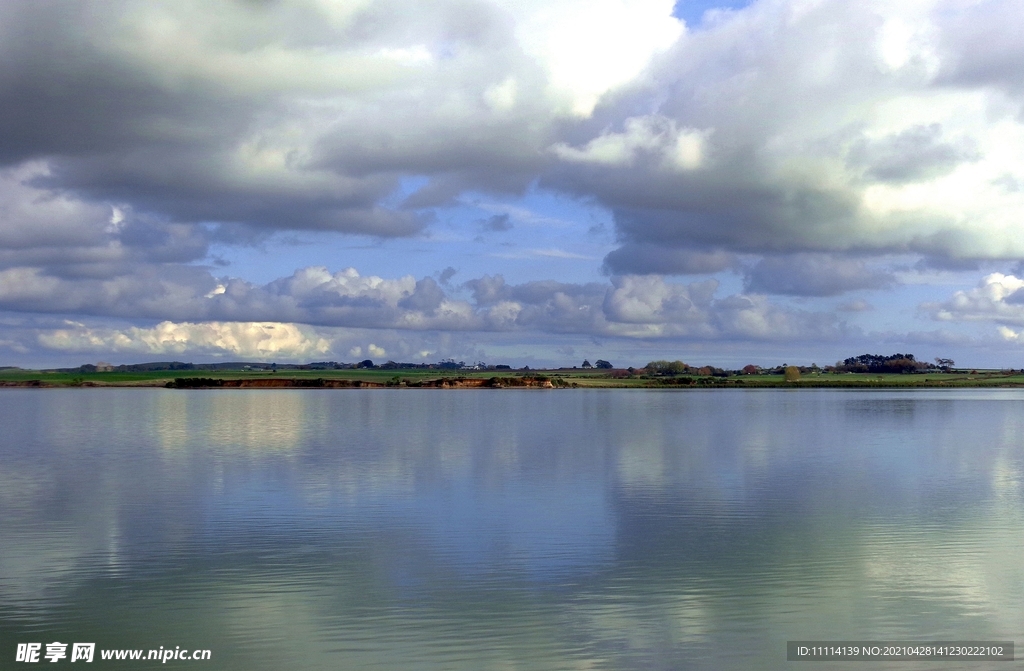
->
[16, 643, 211, 663]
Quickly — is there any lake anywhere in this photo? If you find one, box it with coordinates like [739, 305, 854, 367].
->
[1, 389, 1021, 669]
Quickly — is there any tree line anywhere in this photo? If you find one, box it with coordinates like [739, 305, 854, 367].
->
[640, 353, 958, 377]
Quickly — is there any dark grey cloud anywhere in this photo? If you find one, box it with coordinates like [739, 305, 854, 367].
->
[397, 277, 447, 313]
[2, 1, 394, 232]
[0, 0, 409, 235]
[0, 164, 215, 280]
[547, 148, 866, 255]
[465, 274, 509, 306]
[603, 243, 734, 275]
[1003, 288, 1024, 306]
[437, 267, 458, 285]
[0, 264, 218, 320]
[915, 255, 982, 272]
[0, 2, 214, 164]
[0, 0, 556, 238]
[744, 254, 895, 296]
[480, 214, 513, 232]
[936, 0, 1024, 93]
[846, 124, 980, 183]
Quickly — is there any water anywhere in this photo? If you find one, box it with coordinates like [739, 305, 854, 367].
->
[1, 388, 1021, 669]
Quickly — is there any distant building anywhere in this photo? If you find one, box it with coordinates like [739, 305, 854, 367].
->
[96, 362, 114, 372]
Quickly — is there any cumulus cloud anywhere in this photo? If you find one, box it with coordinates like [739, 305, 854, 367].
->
[29, 317, 501, 364]
[546, 0, 1024, 267]
[39, 321, 332, 359]
[602, 275, 715, 329]
[552, 115, 708, 170]
[926, 273, 1024, 326]
[0, 260, 844, 345]
[592, 274, 840, 341]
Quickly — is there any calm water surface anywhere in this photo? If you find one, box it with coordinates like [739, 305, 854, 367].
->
[1, 389, 1022, 669]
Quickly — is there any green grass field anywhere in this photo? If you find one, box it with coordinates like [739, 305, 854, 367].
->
[3, 366, 1024, 388]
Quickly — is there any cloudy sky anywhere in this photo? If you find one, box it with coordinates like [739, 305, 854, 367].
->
[2, 0, 1024, 368]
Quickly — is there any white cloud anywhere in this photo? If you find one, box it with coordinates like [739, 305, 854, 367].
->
[542, 0, 1024, 269]
[0, 260, 844, 346]
[552, 115, 708, 170]
[39, 321, 333, 359]
[927, 273, 1024, 326]
[483, 77, 518, 112]
[602, 275, 713, 327]
[997, 326, 1021, 342]
[502, 0, 682, 115]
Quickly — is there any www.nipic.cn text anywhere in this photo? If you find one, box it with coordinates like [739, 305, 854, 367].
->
[16, 643, 211, 663]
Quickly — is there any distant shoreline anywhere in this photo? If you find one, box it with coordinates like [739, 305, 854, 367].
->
[3, 370, 1024, 389]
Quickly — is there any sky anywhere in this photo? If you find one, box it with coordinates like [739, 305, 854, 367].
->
[2, 0, 1024, 369]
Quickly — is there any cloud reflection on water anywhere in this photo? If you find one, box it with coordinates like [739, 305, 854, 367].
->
[1, 389, 1022, 670]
